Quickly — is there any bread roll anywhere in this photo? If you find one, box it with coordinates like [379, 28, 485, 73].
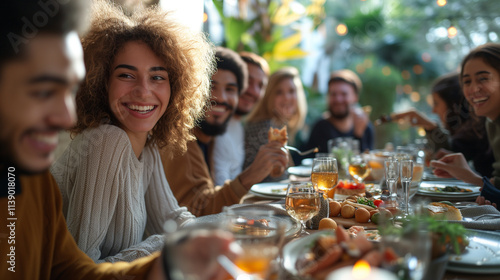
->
[426, 202, 462, 221]
[268, 126, 288, 177]
[318, 218, 338, 230]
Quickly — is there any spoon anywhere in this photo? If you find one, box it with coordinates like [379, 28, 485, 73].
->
[285, 146, 319, 156]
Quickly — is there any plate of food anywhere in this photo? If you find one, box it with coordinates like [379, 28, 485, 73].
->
[282, 231, 334, 276]
[417, 181, 480, 200]
[249, 182, 288, 198]
[282, 227, 382, 278]
[287, 165, 312, 177]
[446, 230, 500, 274]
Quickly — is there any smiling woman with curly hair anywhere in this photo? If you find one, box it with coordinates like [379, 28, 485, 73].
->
[73, 0, 212, 152]
[51, 0, 214, 263]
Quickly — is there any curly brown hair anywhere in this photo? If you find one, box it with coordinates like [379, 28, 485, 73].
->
[72, 0, 214, 154]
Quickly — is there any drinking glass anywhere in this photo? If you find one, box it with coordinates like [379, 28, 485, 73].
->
[285, 182, 320, 235]
[381, 218, 431, 280]
[348, 154, 371, 183]
[163, 221, 241, 280]
[395, 146, 424, 200]
[400, 159, 414, 216]
[222, 207, 286, 279]
[311, 157, 339, 194]
[384, 158, 399, 202]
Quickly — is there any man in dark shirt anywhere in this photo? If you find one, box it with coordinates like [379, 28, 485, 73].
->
[306, 69, 374, 154]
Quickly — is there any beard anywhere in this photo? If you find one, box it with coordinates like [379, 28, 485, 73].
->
[199, 115, 232, 136]
[0, 135, 40, 176]
[0, 134, 14, 167]
[199, 101, 234, 136]
[329, 106, 350, 120]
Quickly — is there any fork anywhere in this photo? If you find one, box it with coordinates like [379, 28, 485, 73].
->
[285, 146, 319, 156]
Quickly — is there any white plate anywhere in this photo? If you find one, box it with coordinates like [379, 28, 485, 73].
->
[418, 182, 480, 195]
[301, 158, 313, 166]
[190, 204, 301, 238]
[282, 230, 335, 276]
[416, 181, 480, 200]
[446, 230, 500, 274]
[445, 265, 500, 274]
[287, 165, 312, 177]
[250, 182, 289, 198]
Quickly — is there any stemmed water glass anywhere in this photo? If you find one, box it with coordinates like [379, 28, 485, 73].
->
[400, 159, 414, 216]
[384, 158, 399, 204]
[285, 182, 320, 235]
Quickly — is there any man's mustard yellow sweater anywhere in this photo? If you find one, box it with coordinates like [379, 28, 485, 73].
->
[0, 170, 157, 280]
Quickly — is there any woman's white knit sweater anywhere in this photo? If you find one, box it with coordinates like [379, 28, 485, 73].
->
[51, 124, 194, 263]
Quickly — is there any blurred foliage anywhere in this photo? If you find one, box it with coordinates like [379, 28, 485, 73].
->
[210, 0, 500, 148]
[212, 0, 325, 71]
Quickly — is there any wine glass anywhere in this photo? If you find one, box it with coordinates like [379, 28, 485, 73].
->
[348, 154, 371, 183]
[311, 157, 339, 194]
[400, 159, 414, 216]
[285, 182, 320, 235]
[222, 207, 285, 279]
[384, 158, 399, 204]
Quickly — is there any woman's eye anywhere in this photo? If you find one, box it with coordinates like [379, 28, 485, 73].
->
[152, 75, 165, 81]
[32, 90, 54, 99]
[118, 73, 133, 78]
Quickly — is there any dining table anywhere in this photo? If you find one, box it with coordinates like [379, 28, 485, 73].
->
[237, 170, 500, 280]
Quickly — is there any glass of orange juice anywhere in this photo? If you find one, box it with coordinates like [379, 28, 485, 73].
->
[222, 207, 286, 279]
[162, 221, 241, 280]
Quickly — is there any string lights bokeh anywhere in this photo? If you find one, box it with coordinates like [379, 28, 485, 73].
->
[336, 23, 348, 36]
[448, 25, 457, 38]
[437, 0, 447, 7]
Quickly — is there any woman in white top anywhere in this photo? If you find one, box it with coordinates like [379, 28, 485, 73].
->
[51, 1, 214, 263]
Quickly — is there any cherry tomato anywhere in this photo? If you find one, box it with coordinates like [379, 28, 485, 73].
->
[336, 181, 345, 189]
[383, 247, 399, 263]
[373, 199, 384, 207]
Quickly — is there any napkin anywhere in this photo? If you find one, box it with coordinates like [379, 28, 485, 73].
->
[480, 177, 500, 207]
[449, 205, 500, 230]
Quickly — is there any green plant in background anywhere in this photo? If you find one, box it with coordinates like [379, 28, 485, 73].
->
[212, 0, 325, 72]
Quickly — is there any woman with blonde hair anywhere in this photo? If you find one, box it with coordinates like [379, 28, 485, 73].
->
[243, 67, 307, 182]
[51, 0, 213, 262]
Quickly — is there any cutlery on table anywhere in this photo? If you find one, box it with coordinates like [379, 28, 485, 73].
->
[285, 146, 319, 156]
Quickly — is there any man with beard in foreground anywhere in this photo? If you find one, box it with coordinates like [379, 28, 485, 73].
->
[0, 1, 235, 279]
[161, 47, 288, 216]
[306, 69, 374, 154]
